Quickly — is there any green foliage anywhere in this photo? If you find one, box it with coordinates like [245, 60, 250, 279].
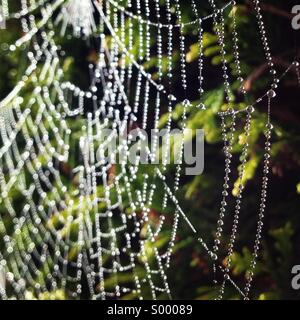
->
[0, 0, 299, 300]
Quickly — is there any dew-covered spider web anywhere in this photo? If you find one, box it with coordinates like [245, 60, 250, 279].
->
[0, 0, 299, 300]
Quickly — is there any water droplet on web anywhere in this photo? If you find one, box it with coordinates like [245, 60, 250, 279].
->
[197, 103, 206, 110]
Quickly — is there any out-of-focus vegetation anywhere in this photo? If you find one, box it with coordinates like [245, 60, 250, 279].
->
[0, 0, 299, 300]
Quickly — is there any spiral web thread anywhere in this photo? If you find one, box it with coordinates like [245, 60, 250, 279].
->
[0, 0, 298, 300]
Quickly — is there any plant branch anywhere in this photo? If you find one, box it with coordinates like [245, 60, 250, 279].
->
[243, 57, 298, 91]
[246, 1, 294, 20]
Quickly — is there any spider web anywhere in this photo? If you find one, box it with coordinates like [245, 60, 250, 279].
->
[0, 0, 298, 300]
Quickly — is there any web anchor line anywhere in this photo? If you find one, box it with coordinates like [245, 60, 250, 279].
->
[106, 0, 234, 29]
[156, 168, 247, 299]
